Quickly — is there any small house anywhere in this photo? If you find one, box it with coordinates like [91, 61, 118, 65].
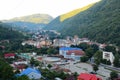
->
[17, 67, 41, 80]
[4, 53, 15, 58]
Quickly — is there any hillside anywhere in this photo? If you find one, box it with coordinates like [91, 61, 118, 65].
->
[9, 14, 53, 24]
[60, 3, 95, 22]
[4, 21, 46, 32]
[0, 22, 25, 40]
[44, 0, 120, 46]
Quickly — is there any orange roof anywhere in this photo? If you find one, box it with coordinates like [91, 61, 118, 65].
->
[77, 73, 102, 80]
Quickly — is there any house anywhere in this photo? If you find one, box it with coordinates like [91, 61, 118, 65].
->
[17, 67, 41, 80]
[103, 51, 115, 64]
[13, 59, 28, 71]
[14, 64, 27, 71]
[79, 38, 90, 43]
[4, 53, 15, 58]
[77, 73, 102, 80]
[59, 47, 85, 60]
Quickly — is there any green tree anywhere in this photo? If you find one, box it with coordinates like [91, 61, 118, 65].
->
[90, 44, 99, 53]
[101, 59, 107, 64]
[110, 71, 118, 80]
[73, 72, 78, 80]
[78, 43, 90, 51]
[93, 65, 99, 72]
[34, 60, 40, 67]
[85, 47, 94, 58]
[16, 75, 30, 80]
[104, 46, 116, 54]
[47, 64, 52, 69]
[30, 57, 35, 66]
[80, 56, 89, 62]
[94, 51, 103, 65]
[0, 58, 14, 80]
[39, 47, 48, 54]
[47, 47, 57, 55]
[106, 60, 111, 65]
[113, 53, 120, 67]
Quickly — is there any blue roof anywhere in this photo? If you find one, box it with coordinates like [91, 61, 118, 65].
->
[19, 67, 41, 76]
[60, 47, 82, 51]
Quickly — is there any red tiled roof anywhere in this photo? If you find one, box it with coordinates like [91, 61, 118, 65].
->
[14, 64, 26, 69]
[37, 57, 42, 60]
[66, 50, 85, 56]
[78, 73, 102, 80]
[4, 53, 15, 57]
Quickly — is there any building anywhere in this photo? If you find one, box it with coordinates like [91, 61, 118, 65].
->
[4, 53, 15, 58]
[53, 39, 71, 47]
[79, 38, 90, 43]
[77, 73, 102, 80]
[14, 61, 28, 65]
[59, 47, 85, 60]
[17, 67, 41, 80]
[16, 52, 37, 60]
[103, 51, 115, 64]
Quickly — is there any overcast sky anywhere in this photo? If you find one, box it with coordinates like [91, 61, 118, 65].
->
[0, 0, 100, 20]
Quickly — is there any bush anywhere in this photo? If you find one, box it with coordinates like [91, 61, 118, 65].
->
[110, 71, 118, 80]
[80, 56, 89, 62]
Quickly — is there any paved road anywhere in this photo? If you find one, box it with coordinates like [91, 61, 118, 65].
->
[100, 64, 120, 72]
[60, 62, 112, 80]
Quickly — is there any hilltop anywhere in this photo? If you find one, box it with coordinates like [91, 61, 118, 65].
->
[9, 14, 53, 24]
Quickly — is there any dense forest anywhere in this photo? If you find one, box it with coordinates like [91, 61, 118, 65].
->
[44, 0, 120, 46]
[0, 22, 26, 40]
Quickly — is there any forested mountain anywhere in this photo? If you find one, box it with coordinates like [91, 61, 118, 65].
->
[44, 0, 120, 46]
[0, 22, 25, 40]
[4, 21, 46, 32]
[9, 14, 53, 24]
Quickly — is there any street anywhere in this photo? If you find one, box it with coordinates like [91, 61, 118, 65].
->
[60, 62, 114, 80]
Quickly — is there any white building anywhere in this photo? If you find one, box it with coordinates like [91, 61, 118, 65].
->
[103, 51, 115, 63]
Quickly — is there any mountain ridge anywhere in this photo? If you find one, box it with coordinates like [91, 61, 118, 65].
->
[8, 14, 53, 24]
